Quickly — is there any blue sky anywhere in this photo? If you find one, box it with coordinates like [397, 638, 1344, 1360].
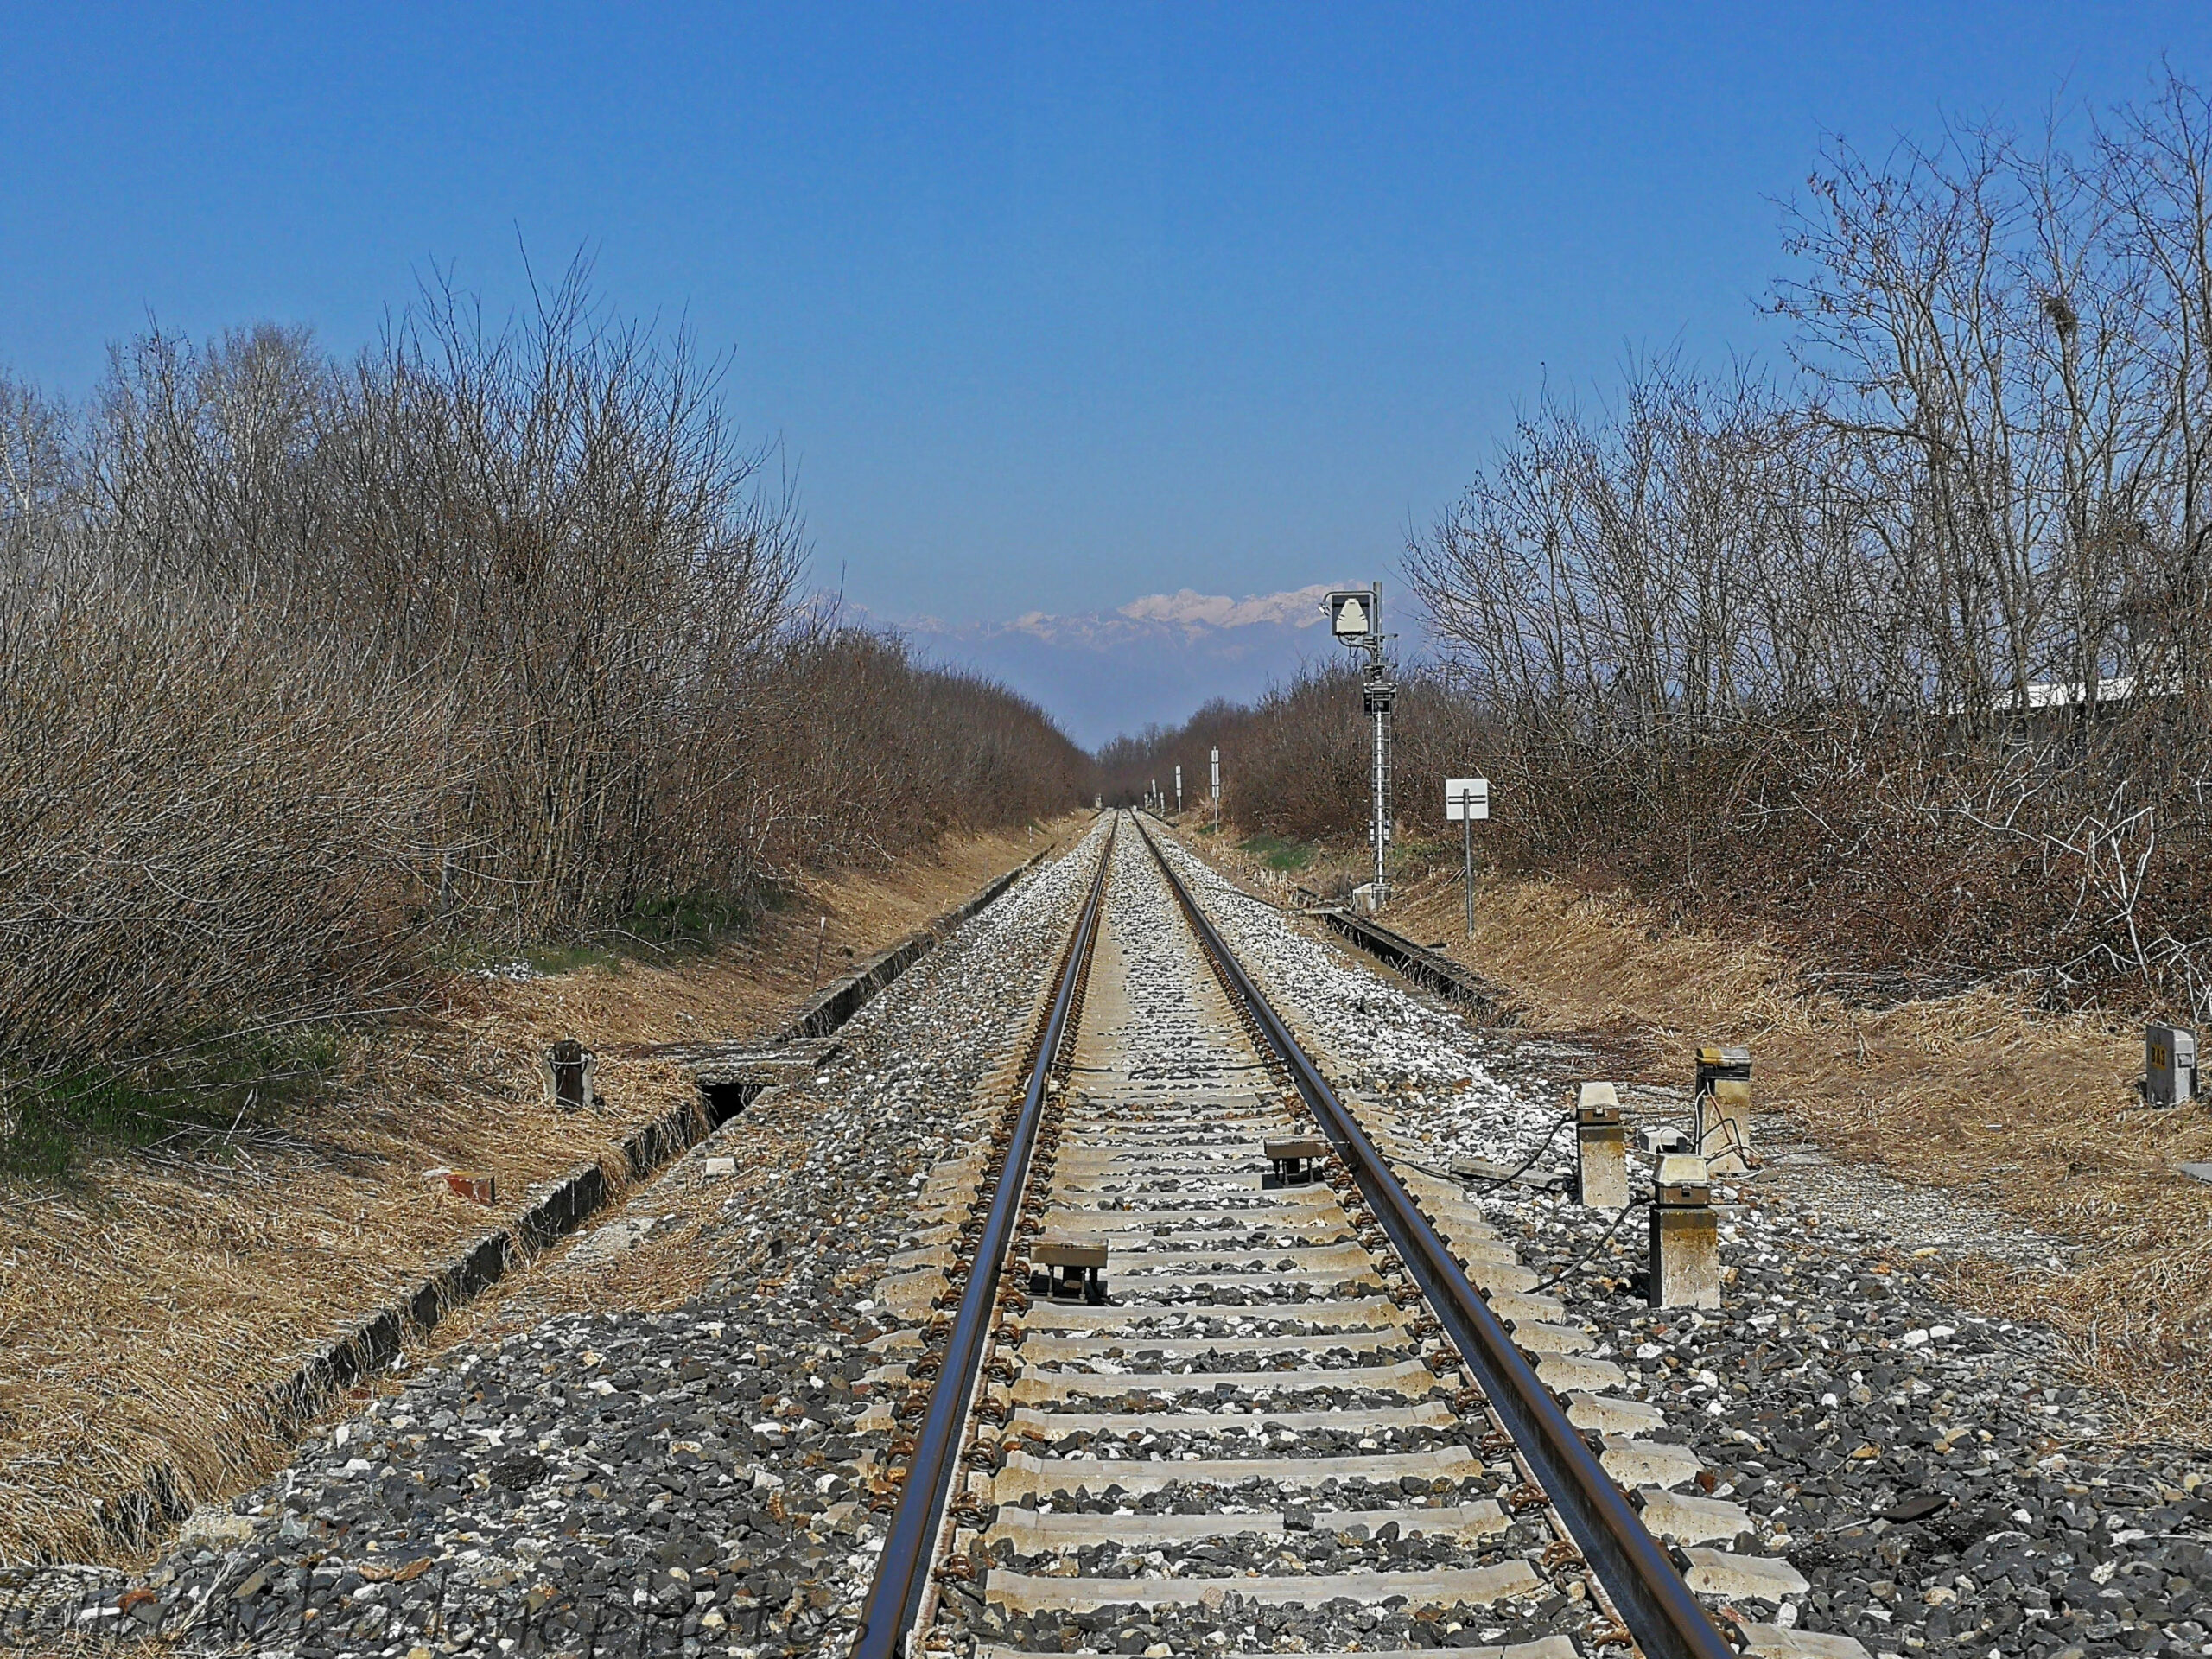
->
[6, 4, 2209, 745]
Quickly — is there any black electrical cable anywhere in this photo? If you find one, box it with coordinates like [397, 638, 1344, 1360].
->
[1533, 1195, 1652, 1292]
[1460, 1113, 1575, 1191]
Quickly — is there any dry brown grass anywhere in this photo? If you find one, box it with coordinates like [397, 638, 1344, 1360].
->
[1376, 867, 2212, 1442]
[0, 823, 1065, 1568]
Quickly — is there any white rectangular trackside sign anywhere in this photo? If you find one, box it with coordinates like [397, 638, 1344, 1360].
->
[1445, 778, 1489, 821]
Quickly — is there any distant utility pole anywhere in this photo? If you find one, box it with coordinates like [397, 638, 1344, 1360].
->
[1325, 582, 1393, 907]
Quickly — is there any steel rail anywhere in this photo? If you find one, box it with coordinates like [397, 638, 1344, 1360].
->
[1134, 817, 1733, 1659]
[850, 823, 1115, 1659]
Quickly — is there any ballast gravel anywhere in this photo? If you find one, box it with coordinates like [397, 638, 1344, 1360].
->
[946, 829, 1596, 1658]
[14, 823, 1110, 1658]
[19, 817, 2210, 1659]
[1160, 832, 2212, 1659]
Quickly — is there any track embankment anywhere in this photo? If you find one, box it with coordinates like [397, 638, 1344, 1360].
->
[16, 813, 2211, 1659]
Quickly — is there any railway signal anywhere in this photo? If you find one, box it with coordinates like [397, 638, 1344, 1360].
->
[1325, 582, 1392, 908]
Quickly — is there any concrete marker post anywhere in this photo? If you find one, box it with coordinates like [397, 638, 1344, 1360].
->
[544, 1039, 595, 1112]
[1649, 1153, 1721, 1310]
[1698, 1078, 1752, 1174]
[2147, 1023, 2198, 1106]
[1573, 1084, 1628, 1209]
[1693, 1046, 1752, 1175]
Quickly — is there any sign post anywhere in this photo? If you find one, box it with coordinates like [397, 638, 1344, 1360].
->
[1175, 764, 1183, 816]
[1210, 747, 1221, 829]
[1445, 777, 1489, 937]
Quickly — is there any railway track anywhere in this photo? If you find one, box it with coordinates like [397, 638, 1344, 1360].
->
[855, 816, 1840, 1659]
[14, 805, 2187, 1658]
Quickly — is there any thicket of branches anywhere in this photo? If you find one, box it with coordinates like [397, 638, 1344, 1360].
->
[0, 263, 1086, 1122]
[1097, 668, 1486, 854]
[1135, 71, 2212, 1014]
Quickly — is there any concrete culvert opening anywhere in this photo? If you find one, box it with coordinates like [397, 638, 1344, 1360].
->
[701, 1079, 763, 1125]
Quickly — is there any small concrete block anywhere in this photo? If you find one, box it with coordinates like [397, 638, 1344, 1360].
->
[1576, 1114, 1629, 1209]
[2181, 1162, 2212, 1186]
[1738, 1628, 1873, 1659]
[699, 1155, 736, 1175]
[1698, 1079, 1753, 1174]
[1599, 1438, 1706, 1489]
[1033, 1236, 1109, 1269]
[1637, 1486, 1752, 1543]
[1650, 1203, 1721, 1311]
[1564, 1392, 1666, 1435]
[1682, 1547, 1810, 1600]
[1530, 1352, 1626, 1392]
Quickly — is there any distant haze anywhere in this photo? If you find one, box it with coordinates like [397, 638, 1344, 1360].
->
[892, 584, 1363, 749]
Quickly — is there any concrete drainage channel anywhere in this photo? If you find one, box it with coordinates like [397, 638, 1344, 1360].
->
[77, 846, 1052, 1562]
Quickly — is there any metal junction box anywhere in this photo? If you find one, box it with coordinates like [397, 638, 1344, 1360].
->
[1694, 1046, 1752, 1094]
[2147, 1023, 2198, 1107]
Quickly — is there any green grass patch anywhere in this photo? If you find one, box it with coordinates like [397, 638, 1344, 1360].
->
[1, 1027, 345, 1185]
[624, 887, 761, 949]
[1239, 833, 1315, 871]
[447, 884, 778, 980]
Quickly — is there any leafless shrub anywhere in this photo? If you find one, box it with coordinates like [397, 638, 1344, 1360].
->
[0, 568, 457, 1104]
[1122, 70, 2212, 1017]
[0, 262, 1087, 1154]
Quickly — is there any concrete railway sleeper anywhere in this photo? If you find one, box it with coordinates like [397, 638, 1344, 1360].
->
[856, 816, 1837, 1659]
[851, 821, 1119, 1659]
[21, 811, 1934, 1658]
